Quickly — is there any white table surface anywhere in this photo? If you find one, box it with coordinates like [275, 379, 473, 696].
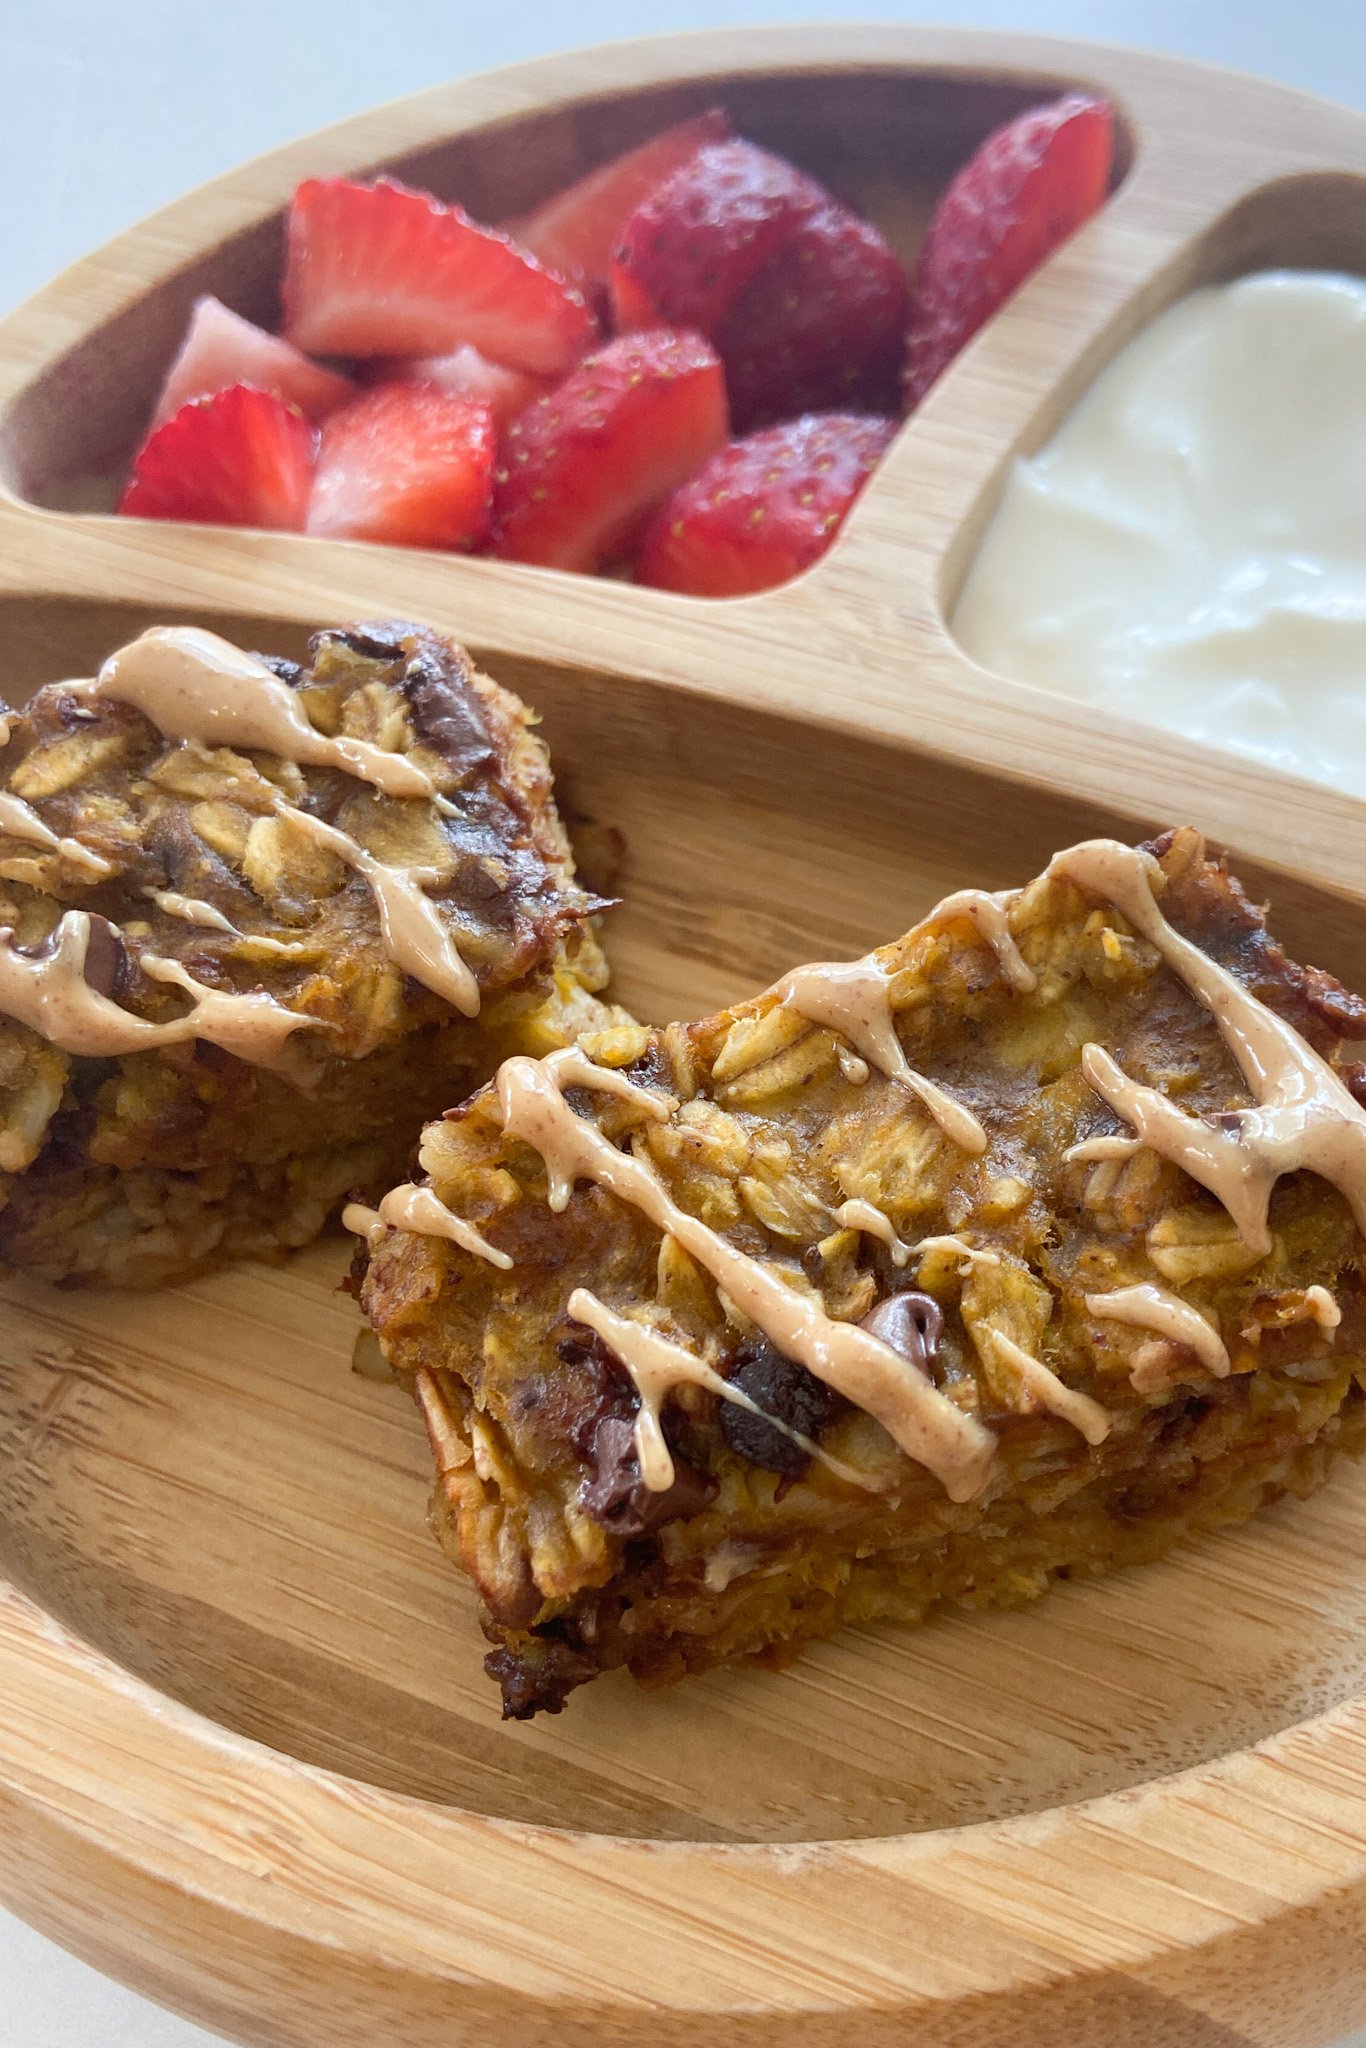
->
[5, 0, 1366, 2041]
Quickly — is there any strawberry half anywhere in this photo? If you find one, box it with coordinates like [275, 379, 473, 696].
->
[612, 139, 825, 336]
[283, 176, 594, 378]
[119, 384, 316, 530]
[716, 201, 911, 431]
[905, 93, 1113, 408]
[490, 329, 729, 573]
[308, 382, 495, 550]
[151, 295, 355, 428]
[635, 412, 896, 597]
[508, 109, 730, 297]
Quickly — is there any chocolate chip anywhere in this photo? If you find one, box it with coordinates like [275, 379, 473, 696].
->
[579, 1413, 717, 1536]
[80, 914, 127, 999]
[859, 1289, 945, 1373]
[719, 1337, 839, 1477]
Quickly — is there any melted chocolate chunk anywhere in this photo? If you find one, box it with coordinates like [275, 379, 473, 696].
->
[309, 624, 409, 666]
[80, 914, 127, 1000]
[579, 1413, 717, 1537]
[251, 653, 306, 686]
[485, 1640, 598, 1721]
[859, 1289, 945, 1374]
[719, 1337, 839, 1478]
[17, 912, 126, 998]
[400, 646, 495, 777]
[555, 1326, 634, 1456]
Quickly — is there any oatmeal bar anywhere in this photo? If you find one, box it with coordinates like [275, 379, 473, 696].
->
[352, 829, 1366, 1716]
[0, 620, 616, 1283]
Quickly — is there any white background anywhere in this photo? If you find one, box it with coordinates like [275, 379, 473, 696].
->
[3, 1, 1366, 2042]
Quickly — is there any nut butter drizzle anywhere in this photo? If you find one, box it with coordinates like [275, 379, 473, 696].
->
[344, 1187, 512, 1271]
[0, 911, 314, 1065]
[1086, 1282, 1231, 1389]
[1, 623, 489, 1042]
[145, 889, 236, 933]
[1306, 1284, 1342, 1329]
[343, 1050, 680, 1271]
[565, 1289, 874, 1492]
[832, 1198, 912, 1266]
[0, 793, 112, 879]
[776, 958, 988, 1155]
[276, 803, 478, 1015]
[495, 1052, 996, 1501]
[82, 627, 435, 798]
[1052, 838, 1366, 1254]
[144, 889, 315, 961]
[985, 1328, 1111, 1444]
[911, 1235, 1110, 1444]
[930, 889, 1038, 994]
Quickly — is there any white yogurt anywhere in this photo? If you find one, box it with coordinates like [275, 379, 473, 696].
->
[953, 270, 1366, 799]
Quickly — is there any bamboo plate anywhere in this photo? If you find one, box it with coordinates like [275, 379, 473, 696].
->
[3, 24, 1366, 2048]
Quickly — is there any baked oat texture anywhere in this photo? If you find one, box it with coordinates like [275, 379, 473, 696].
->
[0, 622, 616, 1284]
[355, 829, 1366, 1717]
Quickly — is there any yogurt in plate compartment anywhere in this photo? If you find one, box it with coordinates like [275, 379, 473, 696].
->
[952, 269, 1366, 800]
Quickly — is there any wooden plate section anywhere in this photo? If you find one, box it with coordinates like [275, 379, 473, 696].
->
[2, 26, 1366, 2048]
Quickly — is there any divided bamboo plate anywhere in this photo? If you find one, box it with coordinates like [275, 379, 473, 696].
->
[4, 25, 1366, 2048]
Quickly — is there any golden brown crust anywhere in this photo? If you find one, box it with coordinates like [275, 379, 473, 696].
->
[0, 622, 617, 1283]
[355, 830, 1366, 1716]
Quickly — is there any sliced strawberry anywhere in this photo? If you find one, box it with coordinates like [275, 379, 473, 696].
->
[607, 260, 662, 335]
[490, 330, 728, 573]
[716, 202, 911, 431]
[613, 139, 825, 336]
[508, 109, 730, 295]
[374, 345, 552, 427]
[151, 295, 355, 429]
[283, 176, 594, 378]
[119, 384, 316, 530]
[307, 381, 495, 550]
[905, 93, 1113, 407]
[635, 412, 896, 597]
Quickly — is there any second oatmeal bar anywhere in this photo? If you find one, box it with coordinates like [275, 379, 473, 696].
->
[353, 829, 1366, 1715]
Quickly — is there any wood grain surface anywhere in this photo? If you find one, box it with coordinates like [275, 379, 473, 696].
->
[1, 24, 1366, 2048]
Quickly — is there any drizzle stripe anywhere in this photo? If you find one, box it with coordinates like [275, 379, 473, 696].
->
[496, 1054, 995, 1501]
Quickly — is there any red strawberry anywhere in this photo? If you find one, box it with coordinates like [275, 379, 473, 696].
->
[151, 295, 355, 429]
[635, 412, 895, 597]
[490, 330, 728, 573]
[607, 260, 662, 335]
[283, 177, 594, 378]
[119, 384, 316, 530]
[374, 345, 552, 428]
[508, 109, 730, 295]
[308, 382, 495, 550]
[613, 139, 825, 336]
[905, 93, 1113, 407]
[715, 202, 911, 431]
